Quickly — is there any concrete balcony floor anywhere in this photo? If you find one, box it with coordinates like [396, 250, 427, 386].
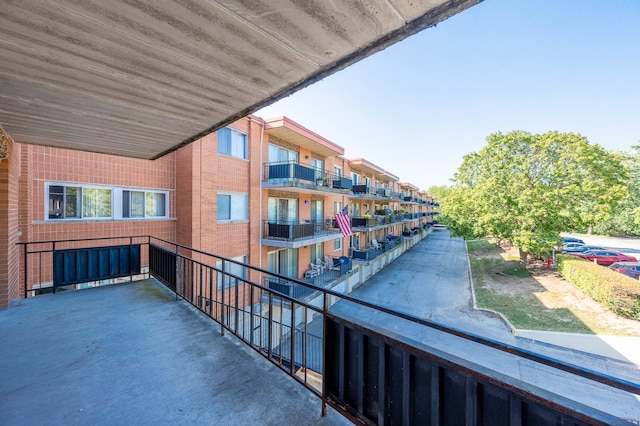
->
[0, 280, 350, 425]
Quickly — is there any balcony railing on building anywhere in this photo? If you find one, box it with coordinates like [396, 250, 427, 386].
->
[263, 219, 342, 242]
[350, 235, 403, 261]
[263, 161, 353, 190]
[351, 213, 403, 230]
[351, 185, 392, 200]
[389, 190, 402, 201]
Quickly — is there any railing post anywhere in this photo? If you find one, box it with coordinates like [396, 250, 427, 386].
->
[52, 241, 56, 294]
[23, 243, 28, 299]
[221, 261, 225, 336]
[290, 303, 296, 376]
[129, 236, 133, 283]
[234, 272, 239, 334]
[267, 292, 273, 359]
[321, 291, 328, 417]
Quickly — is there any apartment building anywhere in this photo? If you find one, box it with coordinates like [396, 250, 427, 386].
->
[0, 116, 436, 309]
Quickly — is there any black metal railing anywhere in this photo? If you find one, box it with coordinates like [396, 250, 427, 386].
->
[263, 161, 352, 190]
[352, 184, 376, 195]
[262, 220, 338, 241]
[351, 185, 392, 198]
[18, 235, 640, 425]
[17, 235, 150, 297]
[264, 276, 316, 299]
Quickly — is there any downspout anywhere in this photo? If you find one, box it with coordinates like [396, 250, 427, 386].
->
[249, 116, 265, 272]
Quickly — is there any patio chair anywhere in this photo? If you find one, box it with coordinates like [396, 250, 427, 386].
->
[315, 258, 327, 271]
[372, 239, 382, 250]
[305, 263, 321, 278]
[324, 255, 338, 271]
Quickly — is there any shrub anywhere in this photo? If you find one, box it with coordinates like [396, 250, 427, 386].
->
[557, 254, 640, 320]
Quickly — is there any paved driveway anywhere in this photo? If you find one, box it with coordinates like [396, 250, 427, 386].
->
[342, 228, 512, 340]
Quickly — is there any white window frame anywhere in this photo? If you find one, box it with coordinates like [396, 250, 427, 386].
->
[334, 238, 342, 252]
[217, 192, 249, 222]
[121, 189, 168, 219]
[46, 182, 112, 220]
[218, 127, 248, 160]
[334, 201, 342, 215]
[45, 182, 169, 221]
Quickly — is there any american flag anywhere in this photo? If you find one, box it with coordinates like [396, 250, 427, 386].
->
[335, 205, 352, 237]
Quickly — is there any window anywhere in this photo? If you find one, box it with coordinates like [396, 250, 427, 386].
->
[217, 193, 248, 221]
[48, 184, 111, 219]
[334, 201, 342, 215]
[351, 204, 361, 217]
[123, 190, 167, 218]
[350, 172, 361, 185]
[310, 200, 323, 224]
[311, 158, 324, 183]
[352, 232, 361, 250]
[218, 127, 247, 159]
[334, 238, 342, 251]
[216, 255, 248, 290]
[268, 144, 297, 163]
[47, 182, 168, 221]
[268, 197, 298, 223]
[334, 166, 342, 177]
[267, 249, 298, 278]
[48, 185, 81, 219]
[310, 243, 323, 264]
[146, 192, 166, 217]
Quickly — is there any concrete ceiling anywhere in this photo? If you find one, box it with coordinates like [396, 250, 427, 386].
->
[0, 0, 481, 160]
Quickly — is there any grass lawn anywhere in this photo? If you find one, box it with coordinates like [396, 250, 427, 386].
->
[467, 238, 639, 335]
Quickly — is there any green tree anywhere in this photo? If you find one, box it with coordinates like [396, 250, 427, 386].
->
[444, 131, 628, 263]
[593, 144, 640, 236]
[425, 185, 450, 202]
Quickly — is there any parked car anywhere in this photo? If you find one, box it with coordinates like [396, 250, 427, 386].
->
[562, 236, 585, 245]
[563, 245, 607, 254]
[608, 262, 640, 279]
[570, 250, 638, 266]
[561, 242, 585, 253]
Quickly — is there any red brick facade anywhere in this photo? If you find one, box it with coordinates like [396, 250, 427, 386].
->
[0, 116, 434, 309]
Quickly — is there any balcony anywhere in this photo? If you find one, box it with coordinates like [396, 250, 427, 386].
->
[262, 220, 342, 248]
[350, 234, 403, 262]
[262, 161, 352, 193]
[350, 185, 391, 200]
[11, 235, 639, 425]
[389, 190, 402, 201]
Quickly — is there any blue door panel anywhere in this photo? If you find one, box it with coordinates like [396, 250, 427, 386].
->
[53, 244, 141, 288]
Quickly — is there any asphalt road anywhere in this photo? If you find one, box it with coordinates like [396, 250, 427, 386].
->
[330, 228, 640, 422]
[339, 228, 513, 340]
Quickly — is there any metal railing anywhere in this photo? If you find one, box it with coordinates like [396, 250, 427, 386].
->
[17, 235, 151, 297]
[18, 235, 640, 425]
[262, 220, 339, 241]
[263, 161, 353, 190]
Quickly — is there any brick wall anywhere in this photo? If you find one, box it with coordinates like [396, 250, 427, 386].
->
[0, 137, 20, 308]
[25, 147, 176, 244]
[11, 144, 177, 300]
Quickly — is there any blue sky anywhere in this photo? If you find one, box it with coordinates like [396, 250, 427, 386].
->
[256, 1, 640, 189]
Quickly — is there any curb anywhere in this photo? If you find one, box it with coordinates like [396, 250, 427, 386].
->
[465, 241, 518, 335]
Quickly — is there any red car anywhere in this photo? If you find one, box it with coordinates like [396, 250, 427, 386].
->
[571, 249, 638, 266]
